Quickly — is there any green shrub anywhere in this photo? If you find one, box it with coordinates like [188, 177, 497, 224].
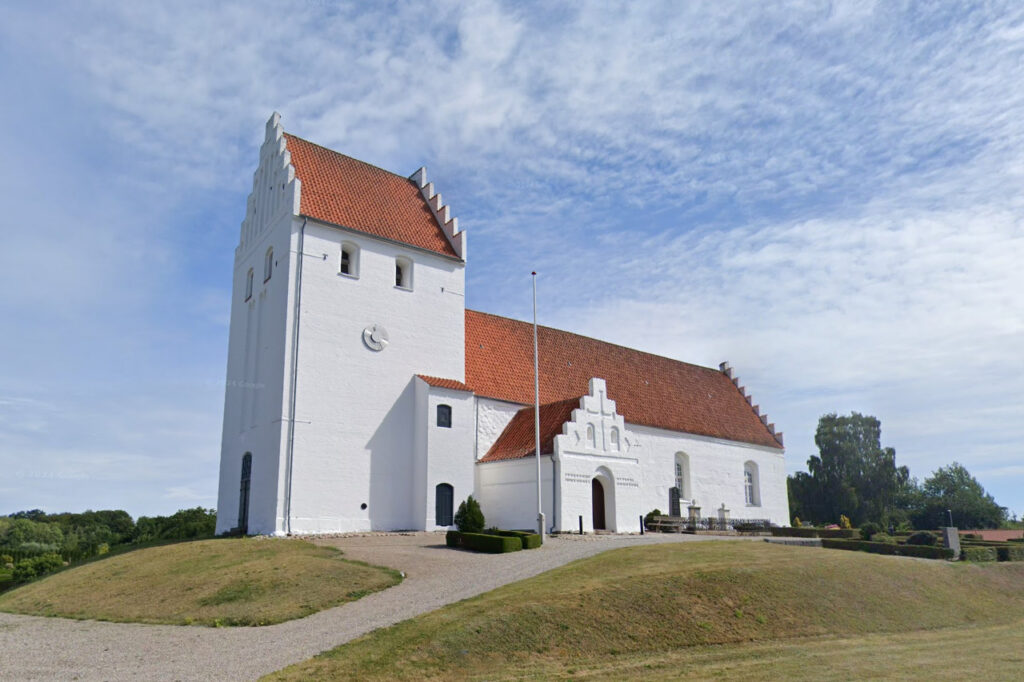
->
[821, 539, 954, 560]
[995, 545, 1024, 562]
[859, 522, 882, 541]
[906, 531, 938, 546]
[961, 546, 997, 562]
[771, 527, 856, 539]
[454, 496, 485, 534]
[644, 509, 663, 526]
[460, 532, 521, 553]
[0, 554, 12, 564]
[445, 530, 462, 548]
[12, 552, 64, 582]
[872, 533, 898, 545]
[519, 533, 542, 549]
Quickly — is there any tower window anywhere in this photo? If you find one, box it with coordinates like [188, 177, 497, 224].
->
[264, 247, 273, 282]
[395, 256, 413, 290]
[245, 268, 254, 301]
[340, 242, 359, 278]
[437, 404, 452, 428]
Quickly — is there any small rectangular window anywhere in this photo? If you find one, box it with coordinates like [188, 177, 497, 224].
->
[437, 404, 452, 428]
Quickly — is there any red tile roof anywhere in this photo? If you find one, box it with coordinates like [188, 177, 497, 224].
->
[480, 397, 581, 462]
[283, 134, 459, 259]
[465, 310, 782, 450]
[416, 375, 471, 392]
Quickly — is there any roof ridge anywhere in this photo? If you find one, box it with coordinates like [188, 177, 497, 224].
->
[465, 308, 720, 376]
[282, 132, 416, 183]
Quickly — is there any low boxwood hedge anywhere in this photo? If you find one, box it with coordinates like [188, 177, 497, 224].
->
[820, 538, 954, 560]
[445, 530, 462, 548]
[961, 546, 998, 562]
[772, 527, 856, 539]
[490, 530, 543, 549]
[996, 545, 1024, 562]
[461, 532, 522, 553]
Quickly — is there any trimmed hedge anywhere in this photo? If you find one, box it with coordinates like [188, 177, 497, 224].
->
[961, 546, 998, 562]
[996, 545, 1024, 562]
[771, 527, 856, 539]
[493, 530, 542, 549]
[820, 539, 954, 560]
[445, 530, 462, 548]
[460, 532, 522, 553]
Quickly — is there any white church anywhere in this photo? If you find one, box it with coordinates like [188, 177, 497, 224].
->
[214, 113, 790, 536]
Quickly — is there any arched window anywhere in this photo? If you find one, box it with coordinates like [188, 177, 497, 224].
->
[609, 427, 620, 451]
[436, 404, 452, 428]
[435, 483, 454, 526]
[395, 256, 412, 289]
[245, 268, 254, 301]
[586, 424, 596, 448]
[264, 247, 273, 282]
[238, 453, 252, 534]
[744, 461, 760, 506]
[674, 452, 690, 499]
[340, 242, 359, 277]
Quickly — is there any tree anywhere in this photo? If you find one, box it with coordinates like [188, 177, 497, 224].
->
[454, 496, 485, 533]
[788, 413, 910, 526]
[912, 462, 1006, 529]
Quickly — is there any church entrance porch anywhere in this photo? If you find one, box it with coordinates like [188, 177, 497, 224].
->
[592, 478, 606, 530]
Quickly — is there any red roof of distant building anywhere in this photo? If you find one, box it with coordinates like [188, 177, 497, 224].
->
[416, 375, 471, 392]
[465, 310, 782, 450]
[480, 397, 581, 462]
[284, 134, 459, 259]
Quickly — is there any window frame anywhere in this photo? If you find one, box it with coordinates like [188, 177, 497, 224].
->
[395, 256, 413, 290]
[744, 461, 760, 507]
[436, 404, 452, 428]
[340, 242, 359, 278]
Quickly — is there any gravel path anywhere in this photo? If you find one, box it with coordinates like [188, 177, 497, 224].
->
[0, 532, 750, 681]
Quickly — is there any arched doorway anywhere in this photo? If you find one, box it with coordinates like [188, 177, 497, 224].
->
[435, 483, 454, 526]
[238, 453, 252, 534]
[592, 478, 606, 530]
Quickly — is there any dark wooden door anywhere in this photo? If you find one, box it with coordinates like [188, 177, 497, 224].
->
[238, 453, 252, 534]
[592, 478, 606, 530]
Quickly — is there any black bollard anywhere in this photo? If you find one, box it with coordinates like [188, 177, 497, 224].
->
[640, 515, 645, 534]
[579, 515, 583, 535]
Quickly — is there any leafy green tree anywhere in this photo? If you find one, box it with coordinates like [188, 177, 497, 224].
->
[788, 413, 910, 526]
[911, 462, 1006, 529]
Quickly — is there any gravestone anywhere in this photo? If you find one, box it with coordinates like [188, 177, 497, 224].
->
[942, 527, 961, 557]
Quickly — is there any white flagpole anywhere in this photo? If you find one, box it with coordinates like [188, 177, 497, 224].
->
[533, 271, 545, 540]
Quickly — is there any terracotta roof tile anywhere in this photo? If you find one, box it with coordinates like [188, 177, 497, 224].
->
[480, 397, 581, 462]
[416, 375, 471, 392]
[283, 134, 459, 259]
[465, 310, 782, 450]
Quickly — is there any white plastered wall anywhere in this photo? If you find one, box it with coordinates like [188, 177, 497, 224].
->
[420, 382, 476, 529]
[216, 113, 299, 536]
[284, 219, 465, 533]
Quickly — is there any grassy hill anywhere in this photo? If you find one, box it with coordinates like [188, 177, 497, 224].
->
[0, 537, 401, 626]
[266, 541, 1024, 680]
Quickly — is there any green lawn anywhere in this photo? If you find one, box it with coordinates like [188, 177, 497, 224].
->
[0, 538, 401, 626]
[265, 541, 1024, 680]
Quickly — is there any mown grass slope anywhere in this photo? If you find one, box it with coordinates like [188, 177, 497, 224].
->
[266, 541, 1024, 681]
[0, 538, 401, 626]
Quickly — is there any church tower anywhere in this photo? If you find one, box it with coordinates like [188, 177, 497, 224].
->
[215, 113, 467, 535]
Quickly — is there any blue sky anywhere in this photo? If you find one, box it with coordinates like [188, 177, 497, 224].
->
[1, 1, 1022, 521]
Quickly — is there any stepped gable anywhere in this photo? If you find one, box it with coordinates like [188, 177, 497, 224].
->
[481, 397, 581, 462]
[465, 309, 782, 450]
[283, 133, 460, 259]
